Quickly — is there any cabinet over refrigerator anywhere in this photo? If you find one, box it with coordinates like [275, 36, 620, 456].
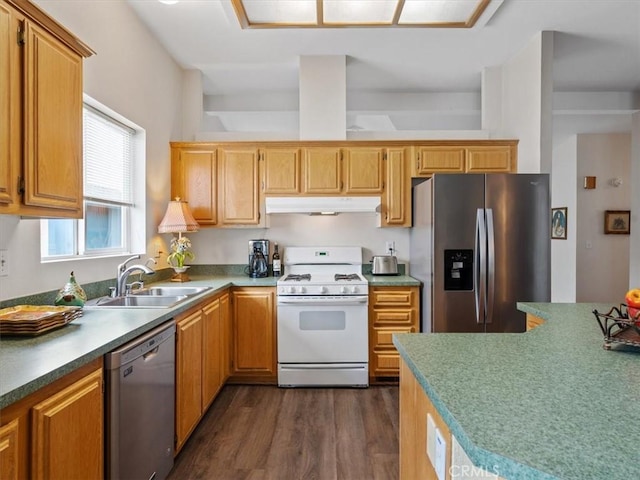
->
[410, 174, 551, 333]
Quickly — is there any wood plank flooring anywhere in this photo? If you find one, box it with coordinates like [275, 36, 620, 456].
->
[168, 385, 399, 480]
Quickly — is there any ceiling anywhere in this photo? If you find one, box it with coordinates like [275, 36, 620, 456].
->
[127, 0, 640, 134]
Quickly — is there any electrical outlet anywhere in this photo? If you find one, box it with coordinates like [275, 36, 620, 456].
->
[0, 250, 8, 276]
[385, 241, 395, 254]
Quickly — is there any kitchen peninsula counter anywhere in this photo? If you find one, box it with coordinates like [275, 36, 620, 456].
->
[393, 303, 640, 480]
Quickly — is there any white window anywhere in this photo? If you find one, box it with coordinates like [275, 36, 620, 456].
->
[41, 98, 145, 261]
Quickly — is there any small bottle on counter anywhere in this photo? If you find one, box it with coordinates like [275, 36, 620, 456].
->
[272, 243, 282, 277]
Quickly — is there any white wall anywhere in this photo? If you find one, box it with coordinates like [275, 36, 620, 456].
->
[191, 214, 410, 269]
[500, 31, 554, 174]
[0, 0, 183, 300]
[551, 136, 577, 301]
[630, 112, 640, 287]
[576, 133, 631, 302]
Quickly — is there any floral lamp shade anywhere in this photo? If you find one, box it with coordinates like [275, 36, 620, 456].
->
[158, 198, 199, 234]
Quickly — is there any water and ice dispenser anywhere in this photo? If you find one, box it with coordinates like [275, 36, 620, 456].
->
[444, 249, 473, 291]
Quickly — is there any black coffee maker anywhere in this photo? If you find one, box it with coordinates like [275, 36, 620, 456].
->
[247, 239, 269, 278]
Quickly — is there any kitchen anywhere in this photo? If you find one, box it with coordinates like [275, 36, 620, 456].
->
[1, 1, 639, 479]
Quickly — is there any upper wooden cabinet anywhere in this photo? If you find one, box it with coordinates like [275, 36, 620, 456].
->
[171, 146, 217, 225]
[342, 147, 384, 194]
[171, 144, 263, 227]
[0, 0, 93, 218]
[465, 144, 515, 172]
[218, 147, 261, 225]
[261, 147, 301, 194]
[413, 141, 517, 176]
[302, 147, 342, 194]
[381, 147, 411, 227]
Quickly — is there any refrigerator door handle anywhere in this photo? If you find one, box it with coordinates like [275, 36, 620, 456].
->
[486, 208, 495, 324]
[474, 209, 486, 324]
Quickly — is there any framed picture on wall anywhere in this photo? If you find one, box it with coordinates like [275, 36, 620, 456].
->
[604, 210, 631, 235]
[551, 207, 567, 240]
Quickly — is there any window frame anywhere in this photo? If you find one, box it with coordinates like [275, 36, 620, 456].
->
[40, 95, 146, 263]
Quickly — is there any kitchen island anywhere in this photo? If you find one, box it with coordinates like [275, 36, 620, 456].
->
[394, 303, 640, 479]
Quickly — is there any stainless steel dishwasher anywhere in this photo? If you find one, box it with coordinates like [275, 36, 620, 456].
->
[105, 320, 176, 480]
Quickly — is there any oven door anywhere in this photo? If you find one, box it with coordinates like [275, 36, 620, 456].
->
[277, 295, 368, 364]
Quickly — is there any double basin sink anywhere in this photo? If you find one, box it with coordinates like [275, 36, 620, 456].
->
[87, 286, 212, 309]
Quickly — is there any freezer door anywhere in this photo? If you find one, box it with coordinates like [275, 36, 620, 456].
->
[432, 174, 485, 333]
[484, 174, 550, 332]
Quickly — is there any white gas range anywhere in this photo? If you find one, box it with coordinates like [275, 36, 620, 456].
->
[276, 246, 369, 387]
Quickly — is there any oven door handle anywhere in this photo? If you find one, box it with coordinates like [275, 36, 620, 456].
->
[277, 296, 368, 306]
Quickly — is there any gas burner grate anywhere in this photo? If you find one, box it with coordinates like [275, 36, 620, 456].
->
[283, 274, 311, 281]
[335, 274, 361, 281]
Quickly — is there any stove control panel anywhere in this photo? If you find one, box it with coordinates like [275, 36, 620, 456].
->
[278, 284, 366, 296]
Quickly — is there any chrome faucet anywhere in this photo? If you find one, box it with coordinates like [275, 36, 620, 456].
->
[115, 255, 156, 297]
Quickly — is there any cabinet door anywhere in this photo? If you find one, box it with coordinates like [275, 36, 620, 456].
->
[31, 368, 103, 480]
[232, 287, 275, 375]
[302, 147, 342, 194]
[0, 419, 19, 480]
[0, 2, 18, 207]
[23, 20, 83, 215]
[218, 147, 260, 224]
[171, 147, 217, 225]
[415, 146, 465, 175]
[382, 147, 410, 227]
[262, 147, 300, 194]
[175, 309, 203, 451]
[202, 298, 222, 410]
[220, 293, 232, 381]
[343, 147, 384, 194]
[465, 145, 515, 173]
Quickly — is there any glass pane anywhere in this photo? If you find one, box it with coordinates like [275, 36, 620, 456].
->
[85, 202, 124, 251]
[46, 219, 76, 256]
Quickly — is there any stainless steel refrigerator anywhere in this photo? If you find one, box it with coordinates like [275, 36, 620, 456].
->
[410, 174, 550, 333]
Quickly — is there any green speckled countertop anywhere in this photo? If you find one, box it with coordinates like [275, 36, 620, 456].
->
[393, 302, 640, 480]
[0, 274, 276, 409]
[364, 274, 421, 287]
[0, 269, 420, 409]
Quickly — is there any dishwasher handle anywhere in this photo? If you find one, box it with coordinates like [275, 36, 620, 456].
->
[105, 320, 176, 369]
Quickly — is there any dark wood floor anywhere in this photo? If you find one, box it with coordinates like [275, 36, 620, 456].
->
[168, 385, 399, 480]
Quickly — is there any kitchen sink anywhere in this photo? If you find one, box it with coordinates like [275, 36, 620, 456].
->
[85, 285, 213, 309]
[89, 295, 189, 308]
[130, 286, 211, 297]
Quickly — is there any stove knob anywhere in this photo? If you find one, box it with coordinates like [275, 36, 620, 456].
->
[340, 286, 347, 294]
[287, 286, 295, 294]
[351, 286, 359, 294]
[299, 286, 306, 294]
[319, 286, 327, 294]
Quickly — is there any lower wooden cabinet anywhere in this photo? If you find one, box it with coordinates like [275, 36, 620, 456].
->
[230, 287, 276, 382]
[175, 290, 230, 453]
[369, 286, 419, 380]
[0, 358, 103, 480]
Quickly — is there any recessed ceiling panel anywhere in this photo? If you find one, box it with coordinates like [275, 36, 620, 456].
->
[323, 1, 399, 25]
[399, 0, 482, 25]
[232, 0, 491, 28]
[242, 0, 317, 25]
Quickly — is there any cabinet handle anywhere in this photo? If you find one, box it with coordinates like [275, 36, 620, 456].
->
[17, 25, 25, 46]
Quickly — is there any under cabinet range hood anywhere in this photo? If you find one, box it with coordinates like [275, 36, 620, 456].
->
[265, 196, 380, 215]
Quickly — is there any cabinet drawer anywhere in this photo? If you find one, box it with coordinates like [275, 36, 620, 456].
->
[374, 353, 400, 372]
[375, 326, 415, 347]
[371, 289, 413, 307]
[372, 310, 414, 326]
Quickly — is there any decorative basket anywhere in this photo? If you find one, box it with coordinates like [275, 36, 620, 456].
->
[593, 304, 640, 350]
